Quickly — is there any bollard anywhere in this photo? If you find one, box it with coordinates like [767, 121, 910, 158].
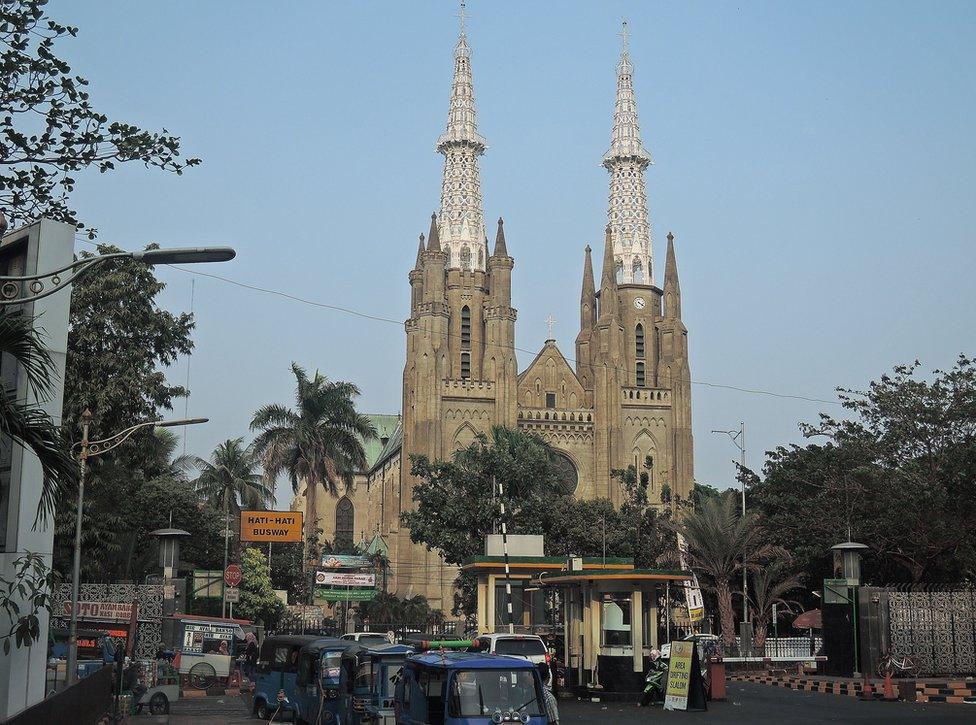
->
[707, 658, 727, 701]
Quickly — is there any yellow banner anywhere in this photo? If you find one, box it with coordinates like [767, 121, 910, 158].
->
[664, 641, 693, 711]
[240, 510, 303, 542]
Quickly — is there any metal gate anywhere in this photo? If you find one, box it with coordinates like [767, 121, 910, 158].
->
[886, 586, 976, 676]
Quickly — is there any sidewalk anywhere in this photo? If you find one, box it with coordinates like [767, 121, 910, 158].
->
[729, 672, 976, 704]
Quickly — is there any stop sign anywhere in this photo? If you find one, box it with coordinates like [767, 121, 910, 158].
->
[224, 564, 242, 587]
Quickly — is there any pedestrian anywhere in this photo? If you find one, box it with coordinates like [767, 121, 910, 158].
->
[100, 634, 116, 665]
[243, 632, 259, 682]
[543, 684, 559, 725]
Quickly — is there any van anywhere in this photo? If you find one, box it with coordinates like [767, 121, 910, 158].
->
[468, 634, 553, 688]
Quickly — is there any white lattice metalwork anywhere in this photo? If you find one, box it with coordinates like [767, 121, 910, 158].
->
[436, 30, 488, 270]
[603, 22, 654, 285]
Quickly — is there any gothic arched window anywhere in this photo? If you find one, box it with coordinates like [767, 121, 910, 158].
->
[633, 259, 644, 284]
[615, 259, 624, 284]
[460, 245, 472, 270]
[460, 352, 471, 379]
[335, 496, 354, 550]
[460, 306, 471, 350]
[636, 361, 646, 388]
[552, 452, 579, 495]
[635, 324, 645, 360]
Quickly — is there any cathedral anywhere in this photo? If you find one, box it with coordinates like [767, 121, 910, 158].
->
[296, 20, 694, 613]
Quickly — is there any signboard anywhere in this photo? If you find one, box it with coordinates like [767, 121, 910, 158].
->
[224, 564, 242, 587]
[321, 554, 372, 570]
[664, 641, 694, 710]
[182, 621, 235, 654]
[225, 586, 240, 603]
[676, 533, 706, 622]
[240, 510, 303, 542]
[316, 571, 376, 587]
[193, 570, 224, 598]
[62, 601, 134, 622]
[824, 578, 852, 604]
[314, 587, 377, 602]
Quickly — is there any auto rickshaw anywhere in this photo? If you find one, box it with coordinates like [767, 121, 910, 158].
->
[339, 643, 414, 725]
[394, 652, 548, 724]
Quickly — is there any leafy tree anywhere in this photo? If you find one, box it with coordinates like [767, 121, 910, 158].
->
[752, 356, 976, 584]
[358, 593, 441, 628]
[663, 494, 781, 649]
[747, 557, 804, 655]
[251, 363, 375, 540]
[403, 426, 564, 569]
[0, 311, 77, 521]
[691, 481, 723, 511]
[0, 0, 199, 235]
[0, 552, 59, 655]
[55, 247, 193, 577]
[238, 546, 284, 629]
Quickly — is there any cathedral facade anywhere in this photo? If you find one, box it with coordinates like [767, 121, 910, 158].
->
[297, 23, 693, 613]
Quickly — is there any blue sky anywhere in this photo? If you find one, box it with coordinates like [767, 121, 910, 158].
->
[50, 1, 976, 506]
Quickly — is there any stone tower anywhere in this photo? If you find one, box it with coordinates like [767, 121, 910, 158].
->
[398, 22, 518, 611]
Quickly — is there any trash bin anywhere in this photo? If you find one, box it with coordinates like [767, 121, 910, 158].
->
[707, 659, 727, 701]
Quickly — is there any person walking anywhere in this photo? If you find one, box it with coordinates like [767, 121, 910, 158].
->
[543, 684, 560, 725]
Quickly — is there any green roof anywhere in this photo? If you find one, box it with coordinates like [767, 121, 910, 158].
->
[361, 414, 401, 470]
[462, 555, 633, 566]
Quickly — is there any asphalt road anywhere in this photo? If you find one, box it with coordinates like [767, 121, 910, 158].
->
[133, 683, 975, 723]
[558, 683, 974, 723]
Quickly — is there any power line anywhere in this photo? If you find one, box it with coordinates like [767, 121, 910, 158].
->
[73, 234, 841, 407]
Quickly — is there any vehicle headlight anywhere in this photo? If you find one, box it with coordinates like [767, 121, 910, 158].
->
[491, 709, 504, 724]
[519, 712, 530, 724]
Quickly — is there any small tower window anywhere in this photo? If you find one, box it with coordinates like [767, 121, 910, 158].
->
[545, 393, 556, 409]
[636, 361, 646, 388]
[615, 258, 624, 283]
[460, 352, 471, 379]
[460, 306, 471, 350]
[633, 259, 644, 284]
[336, 497, 354, 550]
[635, 324, 645, 359]
[460, 245, 472, 270]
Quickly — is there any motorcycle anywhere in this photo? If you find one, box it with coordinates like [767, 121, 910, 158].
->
[638, 655, 669, 707]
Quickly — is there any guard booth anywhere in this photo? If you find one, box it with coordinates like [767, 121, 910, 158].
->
[535, 564, 691, 693]
[461, 536, 690, 694]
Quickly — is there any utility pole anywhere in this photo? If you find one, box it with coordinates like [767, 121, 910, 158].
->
[711, 422, 748, 623]
[496, 476, 514, 634]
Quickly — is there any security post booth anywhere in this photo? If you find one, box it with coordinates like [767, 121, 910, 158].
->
[461, 535, 634, 635]
[535, 565, 691, 693]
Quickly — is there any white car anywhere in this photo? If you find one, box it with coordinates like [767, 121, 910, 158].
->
[660, 633, 721, 660]
[340, 631, 394, 648]
[470, 633, 554, 687]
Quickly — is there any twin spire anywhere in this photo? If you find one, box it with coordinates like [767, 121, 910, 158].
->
[426, 16, 659, 290]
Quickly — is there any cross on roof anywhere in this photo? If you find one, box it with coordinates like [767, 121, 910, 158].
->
[620, 19, 630, 52]
[546, 314, 556, 339]
[457, 0, 468, 35]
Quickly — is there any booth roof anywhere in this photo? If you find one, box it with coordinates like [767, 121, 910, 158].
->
[410, 652, 538, 669]
[460, 555, 633, 571]
[532, 568, 691, 585]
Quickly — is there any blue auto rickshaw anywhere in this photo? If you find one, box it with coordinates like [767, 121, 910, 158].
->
[339, 643, 414, 725]
[252, 635, 352, 723]
[394, 652, 548, 724]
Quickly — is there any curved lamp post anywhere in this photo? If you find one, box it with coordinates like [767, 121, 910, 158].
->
[0, 246, 236, 306]
[65, 413, 208, 685]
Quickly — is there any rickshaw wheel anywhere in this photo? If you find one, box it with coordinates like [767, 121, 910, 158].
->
[148, 692, 170, 715]
[188, 661, 217, 690]
[255, 699, 272, 720]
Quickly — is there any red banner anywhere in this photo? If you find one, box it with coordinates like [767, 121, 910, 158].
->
[62, 601, 134, 622]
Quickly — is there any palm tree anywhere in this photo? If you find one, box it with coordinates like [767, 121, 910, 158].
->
[662, 493, 782, 650]
[148, 428, 193, 481]
[190, 437, 273, 596]
[250, 363, 376, 540]
[0, 311, 77, 522]
[748, 558, 804, 655]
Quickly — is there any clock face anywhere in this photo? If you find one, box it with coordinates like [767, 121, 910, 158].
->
[634, 297, 646, 310]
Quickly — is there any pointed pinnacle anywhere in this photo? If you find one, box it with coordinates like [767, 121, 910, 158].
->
[427, 213, 441, 252]
[493, 217, 508, 257]
[415, 235, 425, 268]
[581, 245, 595, 297]
[601, 224, 616, 289]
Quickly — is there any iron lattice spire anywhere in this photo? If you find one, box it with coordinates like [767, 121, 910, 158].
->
[603, 20, 654, 286]
[435, 8, 488, 271]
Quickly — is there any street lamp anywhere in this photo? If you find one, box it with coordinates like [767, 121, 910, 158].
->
[711, 423, 748, 623]
[0, 245, 235, 305]
[65, 412, 208, 685]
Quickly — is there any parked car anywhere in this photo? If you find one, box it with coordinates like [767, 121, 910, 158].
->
[340, 631, 395, 648]
[660, 633, 721, 661]
[468, 633, 553, 687]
